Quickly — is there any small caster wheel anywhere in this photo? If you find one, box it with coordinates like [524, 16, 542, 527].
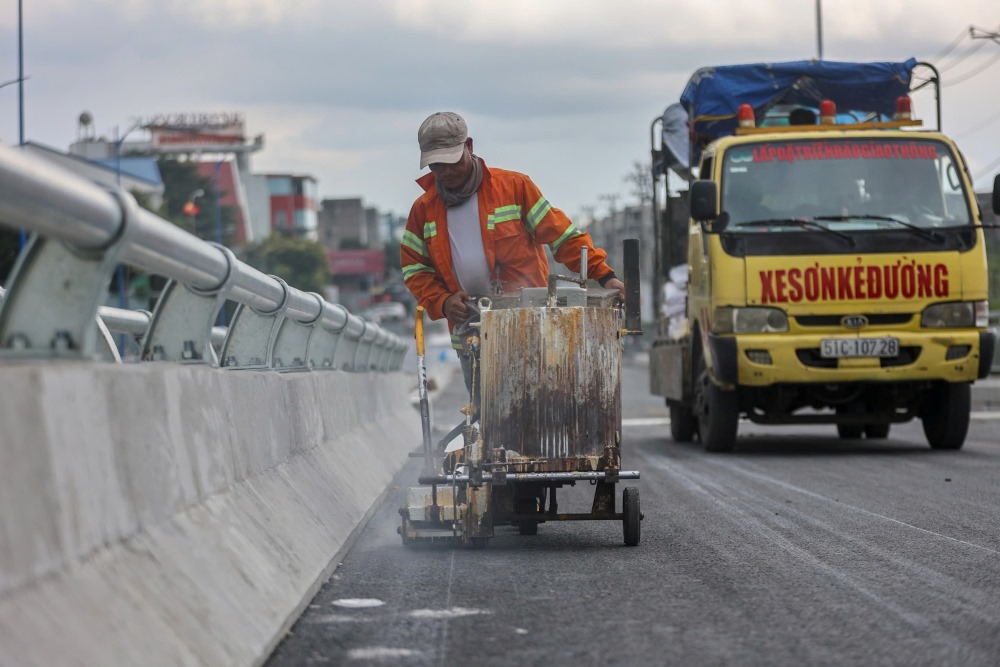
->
[623, 487, 640, 547]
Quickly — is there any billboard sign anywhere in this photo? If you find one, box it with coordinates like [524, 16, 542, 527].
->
[142, 112, 246, 149]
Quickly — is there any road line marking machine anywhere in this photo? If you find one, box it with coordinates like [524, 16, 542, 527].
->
[399, 241, 645, 548]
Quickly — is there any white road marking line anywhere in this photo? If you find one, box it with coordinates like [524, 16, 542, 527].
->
[622, 417, 670, 427]
[623, 411, 1000, 428]
[708, 461, 1000, 556]
[408, 607, 491, 619]
[332, 598, 384, 608]
[347, 647, 421, 659]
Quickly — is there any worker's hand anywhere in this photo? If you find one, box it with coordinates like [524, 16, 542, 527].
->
[444, 290, 474, 325]
[604, 277, 626, 300]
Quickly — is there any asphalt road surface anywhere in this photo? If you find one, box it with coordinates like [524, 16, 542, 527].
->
[267, 357, 1000, 666]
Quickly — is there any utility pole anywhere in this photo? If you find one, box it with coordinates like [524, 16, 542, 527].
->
[17, 0, 26, 250]
[18, 0, 25, 145]
[815, 0, 824, 61]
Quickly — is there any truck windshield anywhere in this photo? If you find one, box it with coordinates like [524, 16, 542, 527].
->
[721, 138, 972, 232]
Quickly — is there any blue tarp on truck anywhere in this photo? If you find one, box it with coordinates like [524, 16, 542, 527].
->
[658, 59, 920, 175]
[682, 58, 918, 138]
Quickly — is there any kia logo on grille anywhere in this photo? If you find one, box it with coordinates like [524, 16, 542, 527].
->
[841, 315, 868, 329]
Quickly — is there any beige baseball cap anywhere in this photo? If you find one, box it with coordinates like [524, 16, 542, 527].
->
[418, 112, 468, 169]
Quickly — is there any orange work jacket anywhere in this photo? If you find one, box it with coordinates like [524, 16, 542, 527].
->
[400, 158, 615, 340]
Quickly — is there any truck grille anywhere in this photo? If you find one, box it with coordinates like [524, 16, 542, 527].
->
[794, 314, 913, 327]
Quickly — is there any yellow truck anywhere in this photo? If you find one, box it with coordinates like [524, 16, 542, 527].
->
[649, 59, 997, 452]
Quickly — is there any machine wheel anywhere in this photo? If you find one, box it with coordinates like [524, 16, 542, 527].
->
[623, 487, 640, 547]
[669, 401, 696, 442]
[864, 423, 891, 439]
[517, 497, 539, 536]
[694, 352, 738, 453]
[399, 518, 417, 548]
[922, 382, 971, 450]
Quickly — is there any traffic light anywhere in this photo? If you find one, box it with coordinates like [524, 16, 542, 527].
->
[182, 201, 200, 216]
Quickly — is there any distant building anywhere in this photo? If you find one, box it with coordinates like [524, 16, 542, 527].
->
[318, 197, 382, 251]
[68, 111, 267, 245]
[587, 201, 655, 322]
[265, 174, 319, 241]
[327, 248, 386, 313]
[317, 198, 388, 312]
[192, 161, 252, 247]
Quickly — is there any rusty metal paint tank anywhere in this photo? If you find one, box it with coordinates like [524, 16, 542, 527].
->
[480, 304, 622, 471]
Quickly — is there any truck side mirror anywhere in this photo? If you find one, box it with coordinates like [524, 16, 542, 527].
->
[993, 174, 1000, 216]
[690, 180, 721, 231]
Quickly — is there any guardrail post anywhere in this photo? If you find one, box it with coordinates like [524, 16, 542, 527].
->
[0, 190, 136, 360]
[271, 292, 323, 371]
[303, 300, 348, 369]
[141, 244, 239, 364]
[219, 276, 290, 369]
[352, 320, 379, 371]
[332, 312, 366, 371]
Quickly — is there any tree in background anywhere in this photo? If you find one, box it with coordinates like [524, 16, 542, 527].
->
[156, 157, 237, 246]
[625, 160, 652, 205]
[111, 157, 238, 306]
[243, 234, 331, 294]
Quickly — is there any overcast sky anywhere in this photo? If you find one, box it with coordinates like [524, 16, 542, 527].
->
[1, 1, 998, 223]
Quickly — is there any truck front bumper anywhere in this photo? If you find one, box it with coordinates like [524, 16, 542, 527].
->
[728, 329, 996, 386]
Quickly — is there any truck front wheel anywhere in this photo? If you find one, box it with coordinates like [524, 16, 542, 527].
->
[694, 354, 739, 453]
[668, 401, 696, 442]
[921, 381, 971, 450]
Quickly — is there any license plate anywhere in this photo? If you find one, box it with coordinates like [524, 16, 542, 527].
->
[820, 337, 899, 358]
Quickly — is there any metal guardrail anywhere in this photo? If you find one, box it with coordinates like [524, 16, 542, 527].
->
[0, 143, 406, 371]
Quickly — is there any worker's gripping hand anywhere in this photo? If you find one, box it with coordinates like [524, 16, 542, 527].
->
[604, 277, 626, 300]
[444, 290, 474, 325]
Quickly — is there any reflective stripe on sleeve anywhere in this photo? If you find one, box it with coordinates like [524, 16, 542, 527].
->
[402, 262, 435, 280]
[401, 230, 427, 257]
[423, 222, 437, 238]
[549, 224, 583, 251]
[526, 197, 552, 233]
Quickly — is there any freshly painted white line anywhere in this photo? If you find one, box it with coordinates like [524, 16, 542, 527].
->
[622, 412, 1000, 427]
[622, 417, 670, 427]
[709, 461, 1000, 556]
[408, 607, 491, 620]
[347, 647, 421, 659]
[332, 598, 384, 609]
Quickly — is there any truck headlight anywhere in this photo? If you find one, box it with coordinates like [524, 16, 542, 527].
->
[713, 307, 788, 334]
[920, 301, 988, 328]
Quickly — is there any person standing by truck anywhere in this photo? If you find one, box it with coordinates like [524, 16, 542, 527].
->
[400, 111, 625, 403]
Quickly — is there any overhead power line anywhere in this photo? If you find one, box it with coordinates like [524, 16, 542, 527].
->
[943, 49, 1000, 86]
[928, 27, 970, 62]
[973, 154, 1000, 184]
[954, 107, 1000, 140]
[940, 25, 1000, 87]
[937, 39, 986, 73]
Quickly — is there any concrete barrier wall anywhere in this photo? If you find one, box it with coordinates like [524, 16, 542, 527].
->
[0, 362, 421, 666]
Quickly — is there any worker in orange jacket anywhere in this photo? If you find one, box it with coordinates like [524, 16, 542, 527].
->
[401, 111, 625, 408]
